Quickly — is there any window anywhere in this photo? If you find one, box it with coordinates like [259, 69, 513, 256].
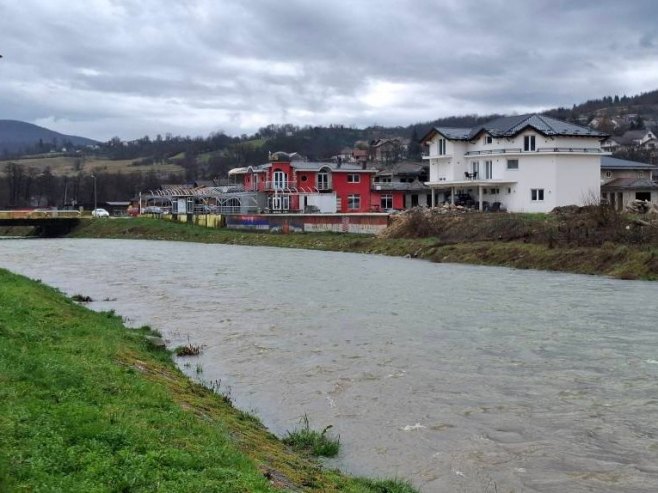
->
[471, 161, 479, 175]
[273, 170, 286, 189]
[301, 175, 308, 182]
[348, 194, 361, 210]
[636, 192, 651, 201]
[489, 188, 500, 194]
[531, 189, 545, 201]
[484, 160, 493, 179]
[347, 174, 360, 183]
[317, 171, 329, 190]
[507, 187, 512, 194]
[605, 171, 612, 178]
[438, 138, 446, 155]
[380, 194, 393, 210]
[507, 159, 519, 170]
[524, 135, 536, 151]
[485, 135, 493, 145]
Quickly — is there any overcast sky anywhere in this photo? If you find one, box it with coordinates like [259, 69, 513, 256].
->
[1, 0, 657, 141]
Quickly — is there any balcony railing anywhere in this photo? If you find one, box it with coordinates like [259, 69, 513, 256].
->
[465, 147, 604, 156]
[535, 147, 604, 153]
[465, 148, 522, 156]
[264, 180, 297, 191]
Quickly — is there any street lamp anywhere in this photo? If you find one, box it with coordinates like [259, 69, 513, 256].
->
[91, 174, 97, 210]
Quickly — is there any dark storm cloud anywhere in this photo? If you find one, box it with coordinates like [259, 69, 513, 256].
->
[0, 0, 657, 140]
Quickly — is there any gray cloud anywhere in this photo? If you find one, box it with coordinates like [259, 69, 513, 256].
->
[1, 0, 657, 140]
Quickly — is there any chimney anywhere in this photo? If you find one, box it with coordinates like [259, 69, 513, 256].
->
[337, 156, 342, 169]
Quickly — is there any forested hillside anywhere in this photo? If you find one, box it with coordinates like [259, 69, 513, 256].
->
[1, 89, 656, 208]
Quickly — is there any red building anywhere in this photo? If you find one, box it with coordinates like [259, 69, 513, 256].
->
[229, 152, 377, 213]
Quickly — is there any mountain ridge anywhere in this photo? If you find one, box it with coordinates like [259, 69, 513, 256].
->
[0, 119, 98, 155]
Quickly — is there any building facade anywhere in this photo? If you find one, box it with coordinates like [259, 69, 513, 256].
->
[600, 155, 658, 210]
[229, 152, 377, 213]
[421, 114, 608, 212]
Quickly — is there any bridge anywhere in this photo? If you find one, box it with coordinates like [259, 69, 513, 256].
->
[0, 210, 82, 236]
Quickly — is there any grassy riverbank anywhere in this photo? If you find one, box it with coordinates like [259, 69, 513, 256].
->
[0, 269, 417, 492]
[68, 217, 658, 280]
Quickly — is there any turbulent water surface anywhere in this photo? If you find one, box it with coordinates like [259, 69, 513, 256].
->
[1, 238, 657, 492]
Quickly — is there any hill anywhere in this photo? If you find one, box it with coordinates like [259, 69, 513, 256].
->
[0, 120, 98, 155]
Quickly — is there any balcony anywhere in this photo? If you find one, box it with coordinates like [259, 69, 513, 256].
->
[465, 148, 522, 156]
[264, 180, 298, 191]
[465, 147, 605, 156]
[423, 152, 452, 160]
[372, 181, 428, 191]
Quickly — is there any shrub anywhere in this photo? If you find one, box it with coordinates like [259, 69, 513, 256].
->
[283, 415, 340, 457]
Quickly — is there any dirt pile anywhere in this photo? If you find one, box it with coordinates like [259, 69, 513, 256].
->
[383, 206, 658, 248]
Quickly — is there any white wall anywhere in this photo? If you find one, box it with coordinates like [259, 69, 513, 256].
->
[304, 193, 337, 213]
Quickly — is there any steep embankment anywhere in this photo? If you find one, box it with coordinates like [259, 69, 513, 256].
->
[0, 269, 417, 492]
[68, 215, 658, 280]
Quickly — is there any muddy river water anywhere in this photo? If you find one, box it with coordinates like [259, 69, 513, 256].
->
[1, 238, 657, 492]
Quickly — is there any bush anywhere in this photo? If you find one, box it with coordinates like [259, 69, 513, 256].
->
[283, 415, 340, 457]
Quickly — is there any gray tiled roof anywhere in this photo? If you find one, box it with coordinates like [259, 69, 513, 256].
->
[601, 177, 658, 190]
[601, 156, 656, 170]
[431, 127, 472, 140]
[424, 113, 607, 142]
[291, 161, 371, 171]
[474, 114, 607, 138]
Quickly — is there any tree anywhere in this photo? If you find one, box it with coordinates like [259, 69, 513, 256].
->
[407, 128, 422, 160]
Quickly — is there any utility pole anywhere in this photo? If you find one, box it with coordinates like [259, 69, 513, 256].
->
[91, 174, 97, 210]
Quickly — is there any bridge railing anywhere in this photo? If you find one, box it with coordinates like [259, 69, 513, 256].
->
[0, 210, 82, 220]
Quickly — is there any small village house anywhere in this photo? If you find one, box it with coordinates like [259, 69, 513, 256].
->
[600, 155, 658, 210]
[371, 161, 429, 210]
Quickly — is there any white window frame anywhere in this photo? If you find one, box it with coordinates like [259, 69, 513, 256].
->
[485, 135, 493, 145]
[531, 188, 545, 201]
[348, 194, 361, 210]
[484, 160, 493, 179]
[347, 174, 361, 183]
[471, 161, 479, 175]
[438, 138, 446, 155]
[273, 170, 286, 189]
[317, 171, 329, 190]
[380, 194, 393, 210]
[524, 135, 536, 151]
[507, 159, 519, 170]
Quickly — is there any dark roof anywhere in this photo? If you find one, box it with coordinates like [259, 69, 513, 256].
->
[421, 113, 607, 143]
[232, 161, 375, 174]
[292, 161, 373, 172]
[601, 156, 656, 170]
[372, 180, 428, 191]
[373, 161, 426, 176]
[601, 177, 658, 191]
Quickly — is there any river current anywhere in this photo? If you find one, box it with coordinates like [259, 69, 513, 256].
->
[1, 238, 657, 492]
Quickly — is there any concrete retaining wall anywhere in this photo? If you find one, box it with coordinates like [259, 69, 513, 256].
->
[164, 213, 389, 234]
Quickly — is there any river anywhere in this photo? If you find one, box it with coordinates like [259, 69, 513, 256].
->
[1, 238, 657, 492]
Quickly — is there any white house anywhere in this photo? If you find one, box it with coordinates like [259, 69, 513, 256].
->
[420, 114, 609, 212]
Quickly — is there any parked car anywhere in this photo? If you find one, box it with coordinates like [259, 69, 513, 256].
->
[142, 206, 163, 214]
[91, 208, 110, 218]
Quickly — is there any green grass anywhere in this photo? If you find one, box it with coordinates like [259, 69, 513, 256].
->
[69, 217, 658, 280]
[283, 415, 340, 457]
[0, 268, 418, 492]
